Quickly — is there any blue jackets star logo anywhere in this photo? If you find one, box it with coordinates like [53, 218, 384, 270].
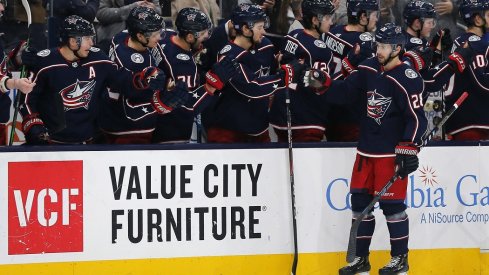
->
[367, 89, 392, 125]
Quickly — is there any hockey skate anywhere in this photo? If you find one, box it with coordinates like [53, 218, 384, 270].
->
[379, 253, 409, 275]
[338, 256, 370, 275]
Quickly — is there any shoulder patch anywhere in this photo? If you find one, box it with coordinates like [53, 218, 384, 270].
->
[468, 35, 481, 42]
[314, 40, 327, 48]
[89, 47, 101, 52]
[37, 49, 51, 57]
[359, 33, 373, 42]
[176, 53, 190, 61]
[220, 45, 232, 54]
[131, 53, 144, 64]
[410, 37, 423, 45]
[405, 68, 418, 79]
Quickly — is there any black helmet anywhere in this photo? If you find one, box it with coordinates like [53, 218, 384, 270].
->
[126, 6, 165, 35]
[375, 23, 406, 45]
[403, 0, 436, 26]
[302, 0, 336, 17]
[60, 15, 95, 44]
[175, 7, 212, 37]
[231, 4, 270, 31]
[459, 0, 487, 25]
[347, 0, 378, 17]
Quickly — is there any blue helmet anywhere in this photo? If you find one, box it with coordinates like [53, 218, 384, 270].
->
[403, 1, 436, 26]
[175, 7, 212, 37]
[375, 23, 406, 45]
[126, 6, 165, 36]
[347, 0, 378, 17]
[231, 4, 270, 31]
[60, 15, 95, 44]
[459, 0, 487, 25]
[302, 0, 336, 17]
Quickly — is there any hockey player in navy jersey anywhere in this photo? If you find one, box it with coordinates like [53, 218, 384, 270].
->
[20, 15, 175, 145]
[97, 6, 189, 144]
[307, 23, 427, 274]
[151, 7, 238, 143]
[269, 0, 335, 142]
[403, 1, 437, 50]
[205, 4, 306, 143]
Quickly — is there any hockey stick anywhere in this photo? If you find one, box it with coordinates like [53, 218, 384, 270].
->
[345, 91, 469, 263]
[285, 87, 299, 275]
[8, 0, 31, 146]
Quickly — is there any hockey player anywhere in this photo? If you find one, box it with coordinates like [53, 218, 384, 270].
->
[322, 0, 378, 141]
[20, 15, 177, 145]
[97, 6, 187, 144]
[309, 23, 427, 274]
[269, 0, 335, 142]
[403, 0, 437, 49]
[151, 7, 238, 143]
[205, 4, 306, 143]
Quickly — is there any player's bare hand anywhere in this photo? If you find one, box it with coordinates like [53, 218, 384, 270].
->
[17, 78, 36, 94]
[137, 1, 156, 9]
[435, 0, 453, 16]
[261, 0, 275, 10]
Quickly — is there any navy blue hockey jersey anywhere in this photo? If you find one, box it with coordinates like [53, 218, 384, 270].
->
[323, 58, 428, 155]
[0, 48, 11, 124]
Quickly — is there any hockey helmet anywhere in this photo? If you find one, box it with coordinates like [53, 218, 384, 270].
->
[347, 0, 378, 17]
[175, 7, 213, 37]
[459, 0, 487, 25]
[126, 6, 165, 36]
[375, 23, 406, 45]
[403, 0, 436, 26]
[302, 0, 336, 17]
[60, 15, 95, 43]
[231, 4, 270, 31]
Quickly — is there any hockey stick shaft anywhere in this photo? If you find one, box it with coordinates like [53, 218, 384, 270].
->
[346, 91, 469, 263]
[8, 0, 31, 146]
[285, 88, 298, 275]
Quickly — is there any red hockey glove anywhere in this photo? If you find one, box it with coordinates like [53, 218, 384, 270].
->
[133, 66, 166, 90]
[394, 142, 419, 179]
[22, 113, 49, 145]
[447, 45, 473, 74]
[304, 69, 331, 95]
[403, 46, 433, 72]
[279, 59, 308, 87]
[151, 81, 190, 114]
[205, 55, 240, 90]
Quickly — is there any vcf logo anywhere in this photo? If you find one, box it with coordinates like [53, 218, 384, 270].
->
[8, 161, 83, 255]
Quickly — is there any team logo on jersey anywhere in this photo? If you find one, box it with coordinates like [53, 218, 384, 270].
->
[367, 89, 392, 125]
[37, 49, 51, 57]
[360, 33, 373, 42]
[220, 45, 232, 54]
[405, 68, 418, 79]
[131, 53, 145, 63]
[314, 40, 327, 48]
[176, 53, 190, 61]
[468, 35, 481, 42]
[60, 79, 96, 110]
[410, 37, 423, 45]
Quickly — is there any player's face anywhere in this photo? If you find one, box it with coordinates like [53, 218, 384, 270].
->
[376, 42, 395, 63]
[145, 30, 162, 48]
[319, 14, 334, 33]
[421, 18, 436, 38]
[252, 21, 267, 44]
[367, 11, 378, 32]
[485, 10, 489, 29]
[192, 29, 211, 50]
[74, 36, 94, 58]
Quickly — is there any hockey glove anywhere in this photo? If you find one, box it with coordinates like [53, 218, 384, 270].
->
[304, 69, 331, 95]
[22, 113, 49, 145]
[403, 46, 433, 72]
[151, 81, 190, 115]
[279, 59, 308, 87]
[394, 142, 419, 179]
[430, 28, 452, 52]
[342, 42, 374, 76]
[133, 66, 166, 90]
[447, 45, 473, 74]
[206, 55, 240, 90]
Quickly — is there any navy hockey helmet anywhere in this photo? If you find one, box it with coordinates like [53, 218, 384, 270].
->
[347, 0, 378, 17]
[375, 23, 406, 45]
[459, 0, 487, 25]
[231, 4, 270, 31]
[60, 15, 95, 44]
[403, 1, 436, 26]
[302, 0, 336, 17]
[126, 6, 165, 36]
[175, 7, 213, 38]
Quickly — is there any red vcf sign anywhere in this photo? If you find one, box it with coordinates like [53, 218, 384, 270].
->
[8, 161, 83, 255]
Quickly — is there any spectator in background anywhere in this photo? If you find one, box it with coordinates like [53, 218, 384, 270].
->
[96, 0, 160, 54]
[288, 0, 303, 32]
[171, 0, 221, 26]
